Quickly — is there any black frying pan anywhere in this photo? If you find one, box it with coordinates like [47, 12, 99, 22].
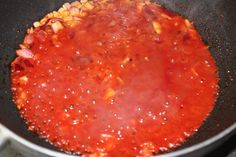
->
[0, 0, 235, 156]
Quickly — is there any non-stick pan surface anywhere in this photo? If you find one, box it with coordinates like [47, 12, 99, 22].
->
[0, 0, 235, 156]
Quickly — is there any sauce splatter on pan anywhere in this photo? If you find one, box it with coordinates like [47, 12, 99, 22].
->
[11, 0, 218, 156]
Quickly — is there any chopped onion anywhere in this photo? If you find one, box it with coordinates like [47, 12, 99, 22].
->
[63, 2, 71, 9]
[69, 7, 80, 16]
[152, 21, 162, 34]
[51, 21, 64, 33]
[103, 88, 116, 100]
[49, 17, 62, 23]
[16, 48, 34, 58]
[24, 34, 34, 45]
[36, 30, 47, 42]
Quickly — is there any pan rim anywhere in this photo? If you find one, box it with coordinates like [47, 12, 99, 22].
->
[0, 123, 235, 157]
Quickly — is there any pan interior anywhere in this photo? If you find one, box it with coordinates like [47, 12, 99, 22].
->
[0, 0, 235, 154]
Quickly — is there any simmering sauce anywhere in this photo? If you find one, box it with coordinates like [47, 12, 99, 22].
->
[11, 0, 218, 156]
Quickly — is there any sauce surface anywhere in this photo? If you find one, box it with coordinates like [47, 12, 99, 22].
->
[11, 0, 218, 156]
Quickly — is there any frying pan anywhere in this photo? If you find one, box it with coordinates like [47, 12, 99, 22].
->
[0, 0, 235, 156]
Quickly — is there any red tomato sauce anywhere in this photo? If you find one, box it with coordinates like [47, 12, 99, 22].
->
[11, 0, 218, 156]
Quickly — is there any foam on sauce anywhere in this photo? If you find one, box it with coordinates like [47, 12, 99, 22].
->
[11, 0, 218, 156]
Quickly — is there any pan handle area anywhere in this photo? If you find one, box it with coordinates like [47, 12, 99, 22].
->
[0, 124, 9, 152]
